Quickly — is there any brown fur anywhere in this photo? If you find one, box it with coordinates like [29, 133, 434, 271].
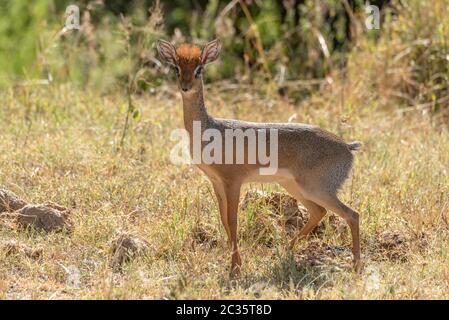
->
[174, 44, 202, 91]
[157, 39, 363, 275]
[176, 44, 201, 62]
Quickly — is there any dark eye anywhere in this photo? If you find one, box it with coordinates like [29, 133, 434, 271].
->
[174, 66, 180, 77]
[195, 66, 203, 78]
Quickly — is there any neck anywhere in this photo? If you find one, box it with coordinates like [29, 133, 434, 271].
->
[181, 81, 210, 135]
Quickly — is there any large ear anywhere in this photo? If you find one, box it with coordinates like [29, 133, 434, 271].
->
[157, 39, 178, 66]
[201, 38, 221, 65]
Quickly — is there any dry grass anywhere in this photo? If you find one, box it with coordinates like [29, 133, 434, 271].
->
[0, 79, 447, 299]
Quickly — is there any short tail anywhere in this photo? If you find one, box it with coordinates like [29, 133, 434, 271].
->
[348, 141, 363, 151]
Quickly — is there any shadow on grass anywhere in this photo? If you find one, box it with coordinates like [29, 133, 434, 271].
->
[218, 245, 352, 296]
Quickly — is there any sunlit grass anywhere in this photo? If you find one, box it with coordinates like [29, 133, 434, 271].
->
[0, 81, 447, 299]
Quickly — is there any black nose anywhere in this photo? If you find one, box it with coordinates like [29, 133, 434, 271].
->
[182, 87, 189, 92]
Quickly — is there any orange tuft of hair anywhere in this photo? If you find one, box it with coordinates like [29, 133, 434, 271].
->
[176, 44, 201, 62]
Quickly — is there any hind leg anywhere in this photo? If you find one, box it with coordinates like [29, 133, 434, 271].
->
[289, 200, 326, 249]
[303, 191, 361, 271]
[281, 181, 327, 248]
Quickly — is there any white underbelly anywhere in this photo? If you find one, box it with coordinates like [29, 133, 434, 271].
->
[243, 168, 295, 183]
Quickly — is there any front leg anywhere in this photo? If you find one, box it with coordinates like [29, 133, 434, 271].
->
[224, 183, 242, 276]
[211, 181, 231, 246]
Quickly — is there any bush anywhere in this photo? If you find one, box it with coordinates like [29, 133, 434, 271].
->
[346, 0, 449, 113]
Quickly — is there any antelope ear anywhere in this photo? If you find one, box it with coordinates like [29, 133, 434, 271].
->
[201, 38, 221, 65]
[157, 39, 177, 66]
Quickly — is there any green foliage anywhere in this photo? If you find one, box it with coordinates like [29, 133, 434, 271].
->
[347, 0, 449, 112]
[0, 0, 367, 88]
[0, 0, 448, 114]
[0, 0, 50, 83]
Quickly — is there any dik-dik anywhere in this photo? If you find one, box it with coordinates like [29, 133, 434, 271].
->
[157, 38, 362, 274]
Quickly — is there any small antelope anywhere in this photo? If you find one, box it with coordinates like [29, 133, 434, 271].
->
[157, 38, 362, 274]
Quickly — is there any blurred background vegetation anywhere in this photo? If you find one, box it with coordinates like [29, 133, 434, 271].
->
[0, 0, 448, 115]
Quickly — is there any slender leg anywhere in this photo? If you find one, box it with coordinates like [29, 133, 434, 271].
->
[339, 203, 361, 271]
[212, 181, 231, 246]
[281, 181, 327, 248]
[225, 183, 242, 275]
[289, 199, 327, 249]
[305, 193, 361, 271]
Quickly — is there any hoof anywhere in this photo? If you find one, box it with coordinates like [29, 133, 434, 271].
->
[353, 259, 363, 273]
[230, 251, 242, 278]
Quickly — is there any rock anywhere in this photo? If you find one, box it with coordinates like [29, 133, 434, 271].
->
[110, 232, 149, 271]
[16, 203, 72, 233]
[0, 189, 28, 213]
